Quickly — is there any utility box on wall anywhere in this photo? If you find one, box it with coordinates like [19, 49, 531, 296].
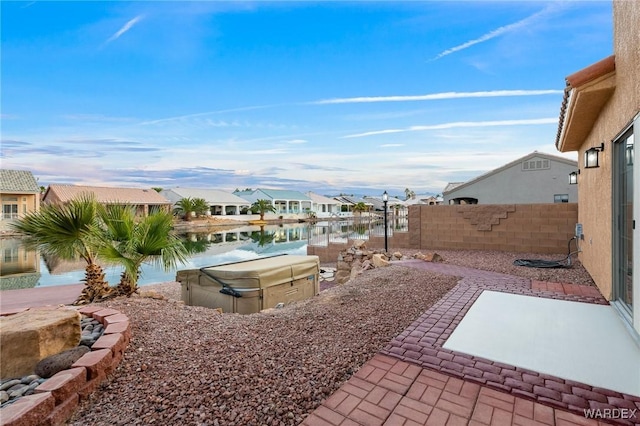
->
[176, 255, 320, 314]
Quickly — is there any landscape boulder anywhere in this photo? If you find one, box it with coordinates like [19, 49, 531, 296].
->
[423, 252, 444, 262]
[0, 307, 81, 378]
[335, 243, 396, 284]
[35, 346, 90, 378]
[372, 254, 390, 268]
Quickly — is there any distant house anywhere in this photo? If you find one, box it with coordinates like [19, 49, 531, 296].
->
[306, 192, 342, 217]
[363, 195, 408, 216]
[332, 195, 374, 214]
[404, 193, 443, 206]
[43, 184, 171, 216]
[160, 188, 251, 216]
[421, 195, 443, 205]
[233, 189, 312, 215]
[0, 169, 41, 225]
[443, 152, 578, 205]
[555, 1, 639, 335]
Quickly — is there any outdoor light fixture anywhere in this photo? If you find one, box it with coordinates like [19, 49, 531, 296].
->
[584, 142, 605, 168]
[382, 191, 389, 252]
[569, 170, 579, 185]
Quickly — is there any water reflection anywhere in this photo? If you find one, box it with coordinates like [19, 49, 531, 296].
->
[0, 238, 41, 290]
[0, 217, 408, 289]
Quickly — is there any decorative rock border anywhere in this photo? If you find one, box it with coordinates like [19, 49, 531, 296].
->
[0, 306, 131, 426]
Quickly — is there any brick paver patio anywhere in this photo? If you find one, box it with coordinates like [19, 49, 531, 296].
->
[304, 261, 640, 426]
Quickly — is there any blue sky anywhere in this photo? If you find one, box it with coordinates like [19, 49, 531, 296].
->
[1, 1, 613, 197]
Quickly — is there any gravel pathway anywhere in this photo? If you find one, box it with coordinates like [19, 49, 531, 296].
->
[68, 250, 595, 425]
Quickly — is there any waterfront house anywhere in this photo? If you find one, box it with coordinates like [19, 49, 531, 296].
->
[233, 189, 312, 217]
[443, 152, 578, 205]
[305, 191, 342, 218]
[160, 188, 251, 216]
[0, 169, 41, 229]
[43, 184, 171, 216]
[555, 0, 639, 335]
[332, 195, 373, 214]
[363, 195, 408, 216]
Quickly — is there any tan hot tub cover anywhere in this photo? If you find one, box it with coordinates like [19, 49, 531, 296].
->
[176, 255, 320, 314]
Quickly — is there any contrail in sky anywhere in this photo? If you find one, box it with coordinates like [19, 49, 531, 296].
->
[105, 15, 144, 44]
[430, 5, 559, 61]
[314, 90, 562, 105]
[343, 118, 558, 138]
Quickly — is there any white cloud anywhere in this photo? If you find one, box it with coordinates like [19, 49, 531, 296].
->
[314, 90, 562, 105]
[287, 139, 307, 144]
[105, 15, 144, 45]
[343, 118, 558, 138]
[381, 144, 405, 148]
[429, 4, 562, 61]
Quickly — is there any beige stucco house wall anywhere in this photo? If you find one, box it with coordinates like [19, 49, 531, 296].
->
[556, 0, 639, 333]
[0, 170, 41, 231]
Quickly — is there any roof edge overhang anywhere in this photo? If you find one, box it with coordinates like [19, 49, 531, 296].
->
[0, 190, 40, 195]
[556, 55, 616, 153]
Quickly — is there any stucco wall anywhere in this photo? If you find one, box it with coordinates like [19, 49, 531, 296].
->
[573, 1, 640, 300]
[444, 156, 578, 204]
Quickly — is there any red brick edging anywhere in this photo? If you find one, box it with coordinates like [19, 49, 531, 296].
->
[379, 260, 640, 425]
[0, 306, 131, 426]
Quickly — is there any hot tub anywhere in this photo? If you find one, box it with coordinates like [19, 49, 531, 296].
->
[176, 255, 320, 314]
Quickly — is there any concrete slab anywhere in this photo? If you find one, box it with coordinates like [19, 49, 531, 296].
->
[443, 290, 640, 397]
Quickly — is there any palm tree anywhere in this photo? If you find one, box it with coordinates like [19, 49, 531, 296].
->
[404, 188, 415, 201]
[192, 198, 209, 217]
[100, 205, 188, 296]
[251, 199, 276, 221]
[10, 195, 113, 304]
[174, 197, 196, 221]
[352, 202, 368, 216]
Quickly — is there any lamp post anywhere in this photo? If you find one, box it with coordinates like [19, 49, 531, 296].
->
[382, 191, 388, 252]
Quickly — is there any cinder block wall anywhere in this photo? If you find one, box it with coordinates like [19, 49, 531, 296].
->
[307, 203, 578, 263]
[409, 203, 578, 254]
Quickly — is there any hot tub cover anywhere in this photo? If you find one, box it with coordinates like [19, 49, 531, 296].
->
[199, 255, 319, 289]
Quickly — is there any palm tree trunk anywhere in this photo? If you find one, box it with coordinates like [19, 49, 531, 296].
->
[74, 263, 113, 305]
[115, 271, 139, 297]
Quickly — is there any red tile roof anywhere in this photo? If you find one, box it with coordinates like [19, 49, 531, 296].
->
[44, 184, 170, 205]
[555, 55, 616, 152]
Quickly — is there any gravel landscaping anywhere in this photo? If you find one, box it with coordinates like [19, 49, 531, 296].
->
[68, 249, 595, 425]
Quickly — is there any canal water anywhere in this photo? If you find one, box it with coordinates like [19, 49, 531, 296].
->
[1, 218, 403, 290]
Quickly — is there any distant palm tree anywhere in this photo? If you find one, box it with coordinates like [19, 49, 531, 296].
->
[100, 205, 188, 296]
[251, 199, 276, 221]
[352, 202, 368, 216]
[192, 198, 209, 217]
[174, 197, 196, 221]
[10, 195, 113, 304]
[404, 188, 415, 201]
